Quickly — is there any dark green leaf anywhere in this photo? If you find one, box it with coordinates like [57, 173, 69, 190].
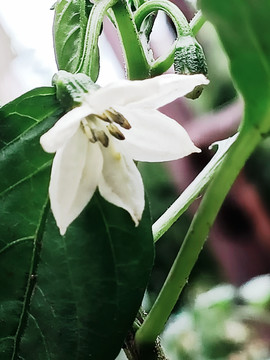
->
[0, 87, 60, 359]
[53, 0, 93, 73]
[20, 196, 154, 360]
[0, 87, 154, 359]
[0, 87, 60, 149]
[201, 0, 270, 128]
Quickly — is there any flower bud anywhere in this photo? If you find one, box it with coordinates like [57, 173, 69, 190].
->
[52, 70, 99, 109]
[174, 36, 208, 99]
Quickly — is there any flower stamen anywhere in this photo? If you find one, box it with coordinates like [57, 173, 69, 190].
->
[92, 129, 109, 147]
[81, 118, 109, 147]
[88, 113, 111, 123]
[104, 108, 131, 129]
[107, 124, 125, 140]
[40, 72, 208, 235]
[81, 118, 96, 143]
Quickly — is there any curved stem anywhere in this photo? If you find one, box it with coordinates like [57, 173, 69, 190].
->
[190, 10, 206, 36]
[135, 124, 262, 345]
[150, 45, 175, 77]
[111, 0, 151, 80]
[146, 7, 206, 76]
[152, 134, 238, 242]
[134, 0, 191, 37]
[77, 0, 118, 81]
[133, 0, 145, 10]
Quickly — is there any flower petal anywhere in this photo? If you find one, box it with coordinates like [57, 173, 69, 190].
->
[98, 141, 144, 225]
[88, 74, 209, 112]
[40, 104, 92, 153]
[114, 107, 200, 162]
[49, 128, 103, 235]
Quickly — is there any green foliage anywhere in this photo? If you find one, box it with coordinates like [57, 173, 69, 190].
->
[201, 0, 270, 129]
[0, 87, 61, 358]
[139, 162, 219, 300]
[245, 137, 270, 213]
[162, 281, 270, 360]
[136, 0, 270, 348]
[0, 88, 154, 359]
[53, 0, 93, 73]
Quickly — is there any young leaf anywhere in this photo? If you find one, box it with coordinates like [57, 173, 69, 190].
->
[53, 0, 93, 73]
[0, 88, 154, 359]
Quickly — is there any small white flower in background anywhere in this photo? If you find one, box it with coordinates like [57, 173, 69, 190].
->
[40, 74, 209, 235]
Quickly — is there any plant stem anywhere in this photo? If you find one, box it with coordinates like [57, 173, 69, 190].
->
[135, 124, 262, 345]
[190, 10, 206, 35]
[77, 0, 118, 81]
[147, 8, 206, 76]
[124, 332, 168, 360]
[134, 0, 191, 37]
[111, 0, 150, 80]
[152, 134, 237, 242]
[133, 0, 145, 10]
[150, 46, 175, 77]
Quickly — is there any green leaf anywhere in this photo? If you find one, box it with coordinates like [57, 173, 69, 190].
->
[201, 0, 270, 130]
[0, 87, 60, 358]
[0, 88, 154, 359]
[20, 197, 154, 360]
[53, 0, 93, 73]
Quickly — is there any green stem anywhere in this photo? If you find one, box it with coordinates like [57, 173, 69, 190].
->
[111, 0, 150, 80]
[135, 124, 262, 345]
[152, 134, 237, 242]
[147, 7, 206, 76]
[190, 10, 206, 36]
[133, 0, 145, 10]
[77, 0, 118, 81]
[134, 0, 191, 37]
[150, 46, 175, 77]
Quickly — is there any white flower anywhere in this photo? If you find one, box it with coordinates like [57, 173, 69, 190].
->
[40, 74, 208, 235]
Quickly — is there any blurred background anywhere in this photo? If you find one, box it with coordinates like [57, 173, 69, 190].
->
[1, 1, 269, 358]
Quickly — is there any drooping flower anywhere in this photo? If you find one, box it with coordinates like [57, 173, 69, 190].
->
[40, 73, 209, 235]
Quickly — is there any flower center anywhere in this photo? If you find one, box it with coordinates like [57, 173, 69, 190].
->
[81, 108, 131, 148]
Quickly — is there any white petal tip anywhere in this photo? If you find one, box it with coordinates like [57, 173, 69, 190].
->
[194, 146, 202, 153]
[191, 74, 209, 86]
[40, 134, 55, 153]
[176, 144, 201, 159]
[132, 216, 140, 227]
[202, 76, 210, 85]
[130, 209, 143, 227]
[59, 225, 67, 236]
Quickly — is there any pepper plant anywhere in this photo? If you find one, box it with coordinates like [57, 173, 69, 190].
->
[1, 0, 270, 359]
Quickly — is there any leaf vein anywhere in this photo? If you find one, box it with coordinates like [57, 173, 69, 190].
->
[61, 238, 81, 360]
[0, 161, 51, 197]
[35, 286, 57, 319]
[11, 200, 50, 359]
[0, 237, 34, 255]
[95, 198, 120, 311]
[28, 312, 51, 360]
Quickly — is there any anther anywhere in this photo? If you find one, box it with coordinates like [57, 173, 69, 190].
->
[88, 113, 111, 123]
[104, 108, 131, 129]
[107, 124, 125, 140]
[92, 129, 109, 147]
[81, 118, 96, 143]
